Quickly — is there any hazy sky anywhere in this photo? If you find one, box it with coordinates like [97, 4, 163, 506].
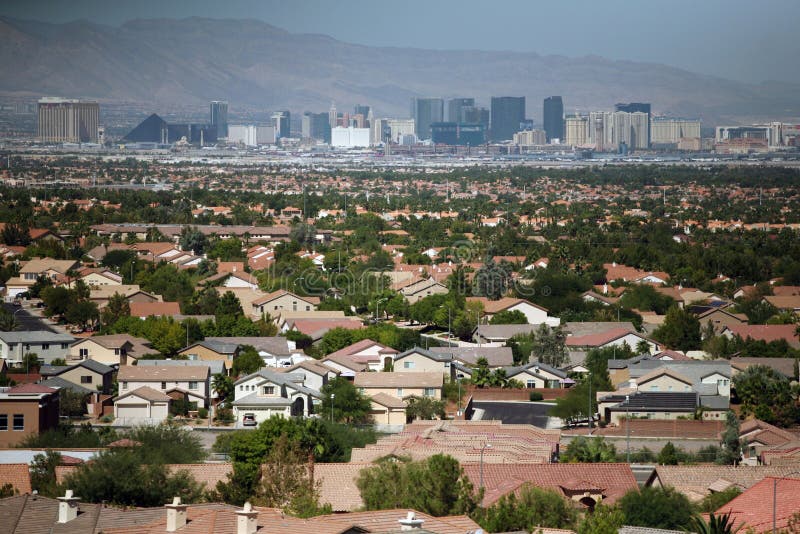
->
[2, 0, 799, 83]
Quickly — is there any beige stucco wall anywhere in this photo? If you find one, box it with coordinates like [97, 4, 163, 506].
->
[70, 341, 121, 365]
[178, 345, 234, 369]
[362, 386, 441, 400]
[638, 375, 693, 393]
[394, 353, 448, 374]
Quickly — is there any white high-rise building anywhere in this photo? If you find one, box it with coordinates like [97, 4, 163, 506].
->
[331, 127, 370, 148]
[651, 118, 701, 146]
[565, 115, 589, 146]
[38, 97, 99, 143]
[386, 119, 416, 143]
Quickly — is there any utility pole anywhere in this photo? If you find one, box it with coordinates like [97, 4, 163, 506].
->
[588, 371, 593, 434]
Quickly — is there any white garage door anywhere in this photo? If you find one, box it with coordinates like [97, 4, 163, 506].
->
[117, 403, 149, 419]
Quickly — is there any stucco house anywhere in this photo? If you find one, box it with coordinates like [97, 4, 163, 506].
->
[117, 365, 210, 409]
[232, 369, 321, 425]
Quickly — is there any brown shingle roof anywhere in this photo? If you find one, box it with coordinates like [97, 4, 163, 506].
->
[354, 372, 443, 389]
[116, 386, 172, 402]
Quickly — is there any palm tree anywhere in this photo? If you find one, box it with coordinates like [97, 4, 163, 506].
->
[688, 512, 741, 534]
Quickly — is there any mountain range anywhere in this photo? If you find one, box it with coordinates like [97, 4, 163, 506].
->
[1, 16, 798, 125]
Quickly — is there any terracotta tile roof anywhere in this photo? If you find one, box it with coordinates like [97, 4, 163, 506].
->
[716, 477, 800, 533]
[463, 463, 637, 507]
[325, 339, 397, 362]
[725, 324, 800, 347]
[313, 463, 370, 511]
[129, 301, 181, 318]
[565, 327, 649, 347]
[6, 383, 58, 395]
[648, 466, 800, 502]
[166, 463, 232, 491]
[116, 385, 172, 402]
[354, 372, 443, 389]
[585, 419, 726, 439]
[287, 318, 363, 340]
[0, 464, 32, 494]
[369, 392, 407, 409]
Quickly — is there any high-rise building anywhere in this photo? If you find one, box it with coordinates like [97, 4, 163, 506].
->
[331, 126, 370, 148]
[431, 122, 459, 145]
[651, 118, 701, 147]
[490, 96, 525, 142]
[353, 104, 372, 127]
[447, 98, 474, 123]
[210, 101, 228, 138]
[37, 97, 99, 143]
[457, 124, 486, 146]
[513, 129, 547, 146]
[410, 97, 444, 140]
[386, 119, 416, 144]
[543, 96, 564, 143]
[615, 103, 651, 146]
[272, 111, 291, 139]
[301, 112, 331, 143]
[463, 106, 490, 132]
[565, 115, 589, 146]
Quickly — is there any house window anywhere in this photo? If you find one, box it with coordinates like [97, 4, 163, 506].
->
[0, 415, 7, 431]
[61, 343, 68, 350]
[12, 414, 24, 431]
[161, 382, 166, 390]
[649, 385, 659, 392]
[306, 306, 310, 311]
[114, 348, 120, 355]
[403, 361, 415, 369]
[80, 376, 92, 384]
[526, 380, 536, 389]
[121, 381, 128, 390]
[423, 388, 435, 397]
[262, 386, 275, 395]
[717, 379, 729, 386]
[647, 413, 656, 419]
[189, 381, 198, 390]
[396, 388, 404, 397]
[292, 301, 297, 311]
[79, 348, 88, 358]
[41, 344, 49, 350]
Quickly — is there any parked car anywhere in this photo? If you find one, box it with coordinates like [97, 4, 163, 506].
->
[242, 413, 257, 426]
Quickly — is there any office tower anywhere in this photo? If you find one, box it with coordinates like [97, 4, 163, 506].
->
[386, 119, 416, 143]
[37, 97, 99, 143]
[302, 112, 331, 143]
[490, 96, 525, 142]
[448, 98, 474, 123]
[272, 111, 290, 138]
[565, 115, 589, 146]
[329, 104, 337, 131]
[463, 106, 490, 131]
[410, 97, 444, 140]
[431, 122, 458, 145]
[370, 118, 389, 146]
[209, 101, 228, 138]
[543, 96, 564, 143]
[457, 124, 486, 146]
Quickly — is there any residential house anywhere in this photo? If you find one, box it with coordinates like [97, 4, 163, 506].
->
[177, 339, 239, 371]
[322, 339, 399, 372]
[466, 296, 553, 325]
[393, 347, 452, 374]
[64, 267, 123, 289]
[275, 310, 346, 331]
[472, 324, 540, 344]
[503, 362, 570, 389]
[604, 262, 669, 285]
[762, 295, 800, 313]
[5, 258, 80, 298]
[354, 371, 443, 401]
[232, 369, 321, 424]
[201, 336, 305, 368]
[598, 391, 726, 425]
[397, 277, 448, 304]
[89, 285, 161, 309]
[0, 331, 75, 365]
[737, 419, 798, 465]
[695, 307, 748, 334]
[113, 386, 171, 422]
[137, 359, 226, 383]
[250, 290, 320, 316]
[285, 318, 364, 343]
[731, 357, 797, 380]
[0, 384, 60, 447]
[69, 334, 153, 366]
[117, 365, 210, 409]
[279, 360, 339, 391]
[429, 346, 515, 368]
[368, 393, 408, 426]
[722, 324, 800, 349]
[565, 327, 660, 354]
[39, 359, 114, 394]
[646, 465, 800, 503]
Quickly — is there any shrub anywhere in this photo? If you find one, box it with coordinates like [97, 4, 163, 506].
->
[198, 407, 209, 419]
[529, 391, 544, 401]
[215, 407, 234, 424]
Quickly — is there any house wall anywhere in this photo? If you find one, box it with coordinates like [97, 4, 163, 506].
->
[700, 311, 746, 333]
[394, 353, 449, 374]
[114, 396, 169, 421]
[403, 281, 448, 304]
[0, 395, 58, 447]
[360, 386, 441, 400]
[69, 341, 124, 365]
[638, 375, 693, 393]
[58, 366, 110, 394]
[233, 405, 290, 425]
[370, 403, 406, 425]
[608, 409, 727, 425]
[80, 273, 122, 287]
[0, 339, 72, 365]
[510, 370, 563, 388]
[603, 334, 658, 354]
[119, 379, 209, 407]
[256, 294, 317, 314]
[509, 302, 549, 324]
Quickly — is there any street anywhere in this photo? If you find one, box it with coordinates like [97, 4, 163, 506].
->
[2, 302, 56, 333]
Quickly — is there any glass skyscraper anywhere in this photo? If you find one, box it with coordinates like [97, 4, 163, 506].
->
[543, 96, 564, 143]
[490, 96, 525, 142]
[210, 101, 228, 138]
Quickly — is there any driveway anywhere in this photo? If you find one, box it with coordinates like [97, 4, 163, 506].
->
[471, 401, 556, 428]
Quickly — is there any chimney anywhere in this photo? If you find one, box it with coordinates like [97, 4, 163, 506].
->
[236, 502, 258, 534]
[398, 511, 425, 530]
[602, 283, 608, 295]
[57, 490, 80, 523]
[165, 497, 187, 532]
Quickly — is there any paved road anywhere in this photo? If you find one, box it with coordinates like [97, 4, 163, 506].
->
[472, 401, 553, 428]
[2, 302, 56, 333]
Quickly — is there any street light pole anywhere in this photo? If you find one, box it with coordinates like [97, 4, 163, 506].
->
[330, 393, 335, 423]
[626, 395, 631, 463]
[587, 371, 593, 434]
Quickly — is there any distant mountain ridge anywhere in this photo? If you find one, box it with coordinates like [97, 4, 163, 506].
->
[0, 16, 798, 125]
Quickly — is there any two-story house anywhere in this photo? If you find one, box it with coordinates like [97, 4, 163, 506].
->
[250, 290, 320, 317]
[0, 331, 75, 365]
[354, 372, 443, 401]
[5, 258, 79, 299]
[232, 369, 321, 425]
[0, 384, 60, 447]
[39, 359, 114, 394]
[69, 334, 154, 366]
[117, 365, 210, 409]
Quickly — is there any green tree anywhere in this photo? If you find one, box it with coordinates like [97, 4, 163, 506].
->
[472, 257, 512, 300]
[530, 324, 568, 367]
[231, 345, 264, 377]
[697, 487, 742, 514]
[253, 434, 331, 517]
[475, 484, 578, 532]
[619, 284, 675, 314]
[41, 286, 73, 318]
[657, 442, 679, 465]
[100, 292, 130, 328]
[405, 395, 446, 421]
[212, 373, 234, 403]
[357, 454, 478, 517]
[30, 450, 62, 497]
[59, 388, 87, 417]
[489, 309, 528, 325]
[0, 308, 20, 332]
[716, 411, 742, 465]
[217, 290, 244, 318]
[64, 300, 99, 329]
[652, 306, 702, 352]
[732, 365, 797, 425]
[576, 504, 625, 534]
[618, 486, 694, 530]
[471, 357, 492, 388]
[320, 377, 373, 424]
[560, 436, 617, 463]
[180, 226, 209, 255]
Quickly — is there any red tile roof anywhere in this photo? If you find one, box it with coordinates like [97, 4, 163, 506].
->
[129, 301, 181, 318]
[716, 477, 800, 533]
[725, 324, 800, 347]
[6, 383, 57, 395]
[0, 464, 32, 494]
